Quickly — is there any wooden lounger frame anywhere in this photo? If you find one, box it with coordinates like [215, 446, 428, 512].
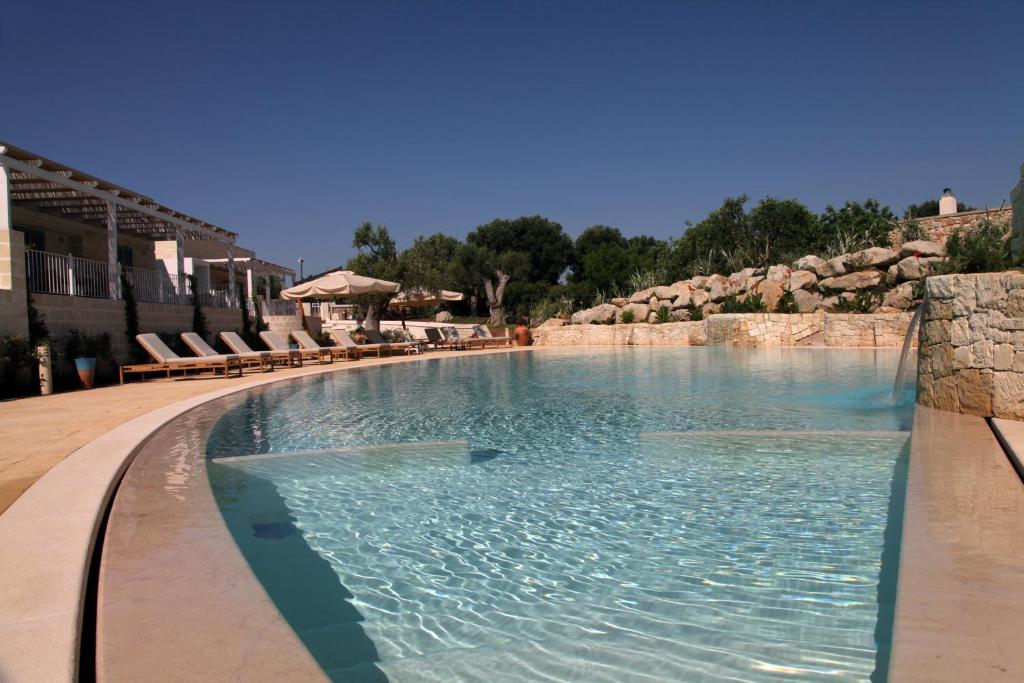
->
[119, 356, 243, 384]
[219, 332, 303, 369]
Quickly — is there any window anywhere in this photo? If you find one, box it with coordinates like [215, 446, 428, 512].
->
[14, 226, 45, 251]
[117, 245, 134, 268]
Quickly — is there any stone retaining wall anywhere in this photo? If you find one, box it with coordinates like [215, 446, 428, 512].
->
[34, 294, 242, 362]
[533, 312, 916, 348]
[917, 272, 1024, 419]
[896, 207, 1013, 245]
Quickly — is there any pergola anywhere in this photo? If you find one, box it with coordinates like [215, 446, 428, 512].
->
[0, 141, 250, 299]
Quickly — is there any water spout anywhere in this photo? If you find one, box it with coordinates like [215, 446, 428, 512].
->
[892, 300, 928, 401]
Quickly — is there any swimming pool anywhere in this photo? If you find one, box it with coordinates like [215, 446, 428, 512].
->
[206, 348, 912, 682]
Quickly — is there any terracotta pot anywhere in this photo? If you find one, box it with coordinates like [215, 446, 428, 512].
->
[74, 357, 96, 390]
[514, 324, 532, 347]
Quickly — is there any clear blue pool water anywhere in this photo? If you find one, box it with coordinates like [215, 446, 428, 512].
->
[207, 348, 913, 682]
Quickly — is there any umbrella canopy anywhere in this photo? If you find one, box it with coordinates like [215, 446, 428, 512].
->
[391, 288, 465, 307]
[280, 270, 401, 300]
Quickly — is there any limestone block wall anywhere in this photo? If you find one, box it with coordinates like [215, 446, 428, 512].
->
[917, 272, 1024, 419]
[533, 312, 916, 349]
[895, 207, 1013, 246]
[264, 314, 319, 340]
[0, 229, 28, 337]
[34, 294, 242, 362]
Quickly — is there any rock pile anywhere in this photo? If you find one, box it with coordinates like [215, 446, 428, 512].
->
[569, 240, 946, 324]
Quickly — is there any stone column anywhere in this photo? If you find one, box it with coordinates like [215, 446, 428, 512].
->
[226, 243, 235, 308]
[175, 227, 185, 298]
[0, 161, 29, 336]
[106, 201, 119, 299]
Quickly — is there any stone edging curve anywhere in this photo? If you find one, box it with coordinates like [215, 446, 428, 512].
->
[0, 348, 526, 682]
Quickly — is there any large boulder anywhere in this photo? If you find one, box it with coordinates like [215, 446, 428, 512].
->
[882, 282, 916, 310]
[886, 265, 899, 286]
[618, 302, 649, 323]
[895, 256, 927, 281]
[702, 302, 721, 317]
[670, 284, 696, 308]
[753, 279, 785, 312]
[652, 286, 678, 300]
[728, 268, 758, 286]
[571, 303, 618, 325]
[821, 292, 857, 312]
[788, 270, 817, 291]
[706, 274, 734, 302]
[816, 255, 848, 278]
[792, 289, 822, 313]
[435, 311, 454, 323]
[900, 240, 945, 258]
[691, 275, 709, 289]
[669, 308, 691, 322]
[765, 264, 790, 283]
[610, 297, 628, 307]
[691, 289, 710, 307]
[793, 254, 826, 274]
[629, 287, 656, 304]
[819, 269, 885, 292]
[539, 318, 567, 327]
[845, 247, 900, 270]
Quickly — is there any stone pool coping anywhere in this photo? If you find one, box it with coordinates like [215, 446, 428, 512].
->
[1, 346, 1021, 681]
[0, 347, 526, 682]
[888, 407, 1024, 681]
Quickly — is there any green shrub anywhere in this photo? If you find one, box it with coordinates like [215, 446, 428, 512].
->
[775, 290, 798, 314]
[0, 335, 36, 398]
[619, 308, 636, 324]
[834, 286, 884, 313]
[120, 271, 144, 362]
[686, 304, 703, 321]
[188, 274, 209, 339]
[899, 219, 927, 244]
[934, 218, 1012, 274]
[654, 305, 670, 324]
[721, 293, 766, 314]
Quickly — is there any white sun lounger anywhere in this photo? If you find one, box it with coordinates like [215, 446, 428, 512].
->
[120, 333, 243, 383]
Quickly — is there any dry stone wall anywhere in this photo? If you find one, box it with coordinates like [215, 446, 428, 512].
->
[917, 272, 1024, 419]
[895, 207, 1014, 246]
[534, 312, 916, 349]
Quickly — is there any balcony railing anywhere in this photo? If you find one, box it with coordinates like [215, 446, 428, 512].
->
[25, 249, 238, 309]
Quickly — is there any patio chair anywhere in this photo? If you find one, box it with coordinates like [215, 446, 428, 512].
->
[220, 331, 302, 369]
[291, 330, 357, 362]
[424, 327, 465, 350]
[473, 324, 513, 347]
[181, 332, 272, 373]
[260, 330, 333, 365]
[120, 333, 244, 383]
[329, 328, 388, 358]
[441, 326, 487, 349]
[365, 329, 423, 355]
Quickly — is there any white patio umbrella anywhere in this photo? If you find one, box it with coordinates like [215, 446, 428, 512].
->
[280, 270, 401, 300]
[390, 288, 465, 307]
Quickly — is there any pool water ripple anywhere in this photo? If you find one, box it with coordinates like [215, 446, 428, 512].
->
[207, 348, 912, 682]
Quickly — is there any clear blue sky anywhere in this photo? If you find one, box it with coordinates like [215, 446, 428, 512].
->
[3, 0, 1021, 274]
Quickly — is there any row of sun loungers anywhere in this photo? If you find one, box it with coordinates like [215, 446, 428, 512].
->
[120, 324, 512, 383]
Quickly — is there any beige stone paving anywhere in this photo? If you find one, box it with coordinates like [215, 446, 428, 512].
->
[889, 406, 1024, 681]
[0, 348, 519, 515]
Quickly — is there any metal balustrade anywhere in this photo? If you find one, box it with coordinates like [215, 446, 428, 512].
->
[25, 249, 242, 309]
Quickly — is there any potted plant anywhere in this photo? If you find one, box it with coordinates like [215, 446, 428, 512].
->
[66, 330, 97, 390]
[514, 318, 532, 346]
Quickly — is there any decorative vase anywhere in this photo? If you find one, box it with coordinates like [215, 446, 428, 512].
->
[514, 324, 532, 347]
[74, 357, 96, 390]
